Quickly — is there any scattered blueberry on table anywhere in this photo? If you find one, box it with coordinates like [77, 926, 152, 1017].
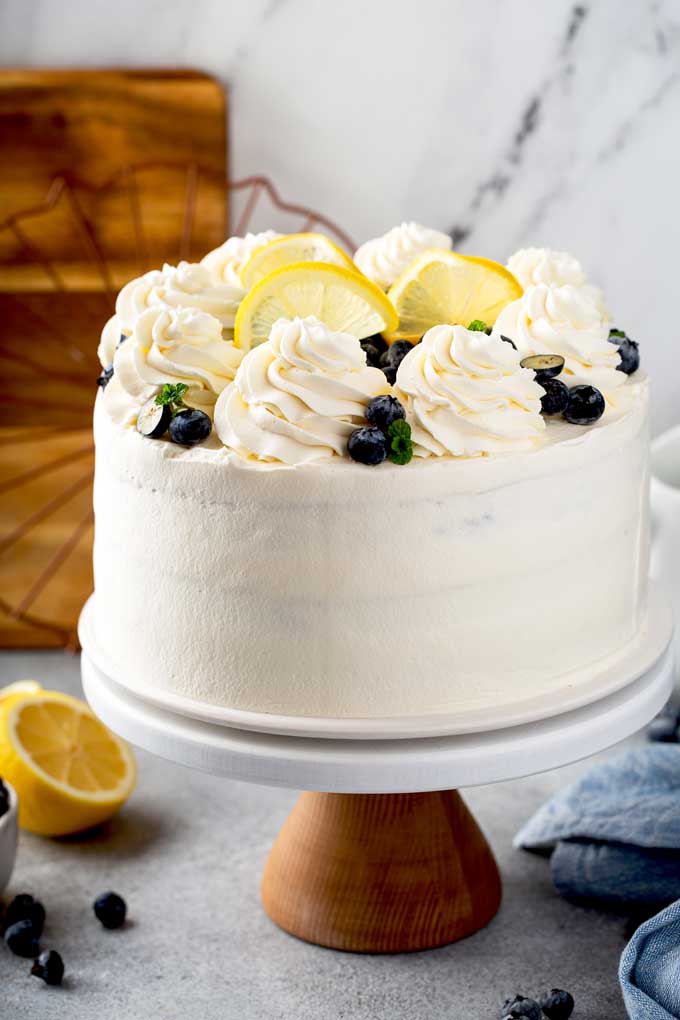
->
[540, 988, 575, 1019]
[31, 949, 64, 987]
[93, 891, 127, 929]
[4, 918, 40, 958]
[5, 893, 45, 936]
[499, 988, 574, 1019]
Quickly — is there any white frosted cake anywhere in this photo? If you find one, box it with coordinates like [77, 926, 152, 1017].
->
[90, 228, 648, 718]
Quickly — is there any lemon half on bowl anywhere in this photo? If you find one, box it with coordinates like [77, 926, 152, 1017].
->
[0, 689, 136, 836]
[234, 261, 398, 351]
[385, 250, 522, 342]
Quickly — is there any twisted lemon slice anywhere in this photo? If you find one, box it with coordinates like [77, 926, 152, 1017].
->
[234, 262, 398, 351]
[385, 250, 522, 342]
[0, 688, 136, 836]
[240, 233, 355, 290]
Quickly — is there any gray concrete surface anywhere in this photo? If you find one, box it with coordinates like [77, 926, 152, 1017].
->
[0, 651, 636, 1020]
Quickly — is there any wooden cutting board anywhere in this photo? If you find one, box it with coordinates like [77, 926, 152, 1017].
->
[0, 68, 228, 647]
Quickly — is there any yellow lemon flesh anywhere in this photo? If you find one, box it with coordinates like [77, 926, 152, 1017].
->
[385, 250, 522, 342]
[0, 690, 136, 836]
[240, 233, 355, 290]
[234, 262, 399, 351]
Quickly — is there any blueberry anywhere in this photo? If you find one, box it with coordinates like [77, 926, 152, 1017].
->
[500, 334, 517, 350]
[539, 379, 570, 416]
[5, 894, 45, 936]
[648, 715, 678, 743]
[380, 340, 413, 369]
[381, 365, 397, 385]
[119, 333, 128, 346]
[520, 354, 565, 382]
[97, 366, 114, 389]
[0, 791, 7, 818]
[366, 395, 406, 431]
[136, 398, 171, 439]
[347, 427, 388, 466]
[564, 385, 605, 425]
[93, 891, 127, 929]
[612, 336, 640, 375]
[31, 949, 64, 986]
[168, 408, 212, 447]
[500, 996, 542, 1020]
[361, 342, 382, 367]
[540, 988, 575, 1019]
[4, 919, 40, 957]
[362, 333, 388, 356]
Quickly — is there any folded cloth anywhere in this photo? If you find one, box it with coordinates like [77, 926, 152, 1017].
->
[619, 899, 680, 1020]
[515, 746, 680, 909]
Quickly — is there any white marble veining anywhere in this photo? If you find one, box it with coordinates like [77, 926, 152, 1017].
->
[1, 0, 679, 432]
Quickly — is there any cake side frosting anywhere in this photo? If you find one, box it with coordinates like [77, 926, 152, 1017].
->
[92, 378, 649, 716]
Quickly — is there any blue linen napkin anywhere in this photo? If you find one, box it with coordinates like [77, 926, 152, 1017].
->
[515, 746, 680, 1019]
[619, 899, 680, 1020]
[515, 746, 680, 908]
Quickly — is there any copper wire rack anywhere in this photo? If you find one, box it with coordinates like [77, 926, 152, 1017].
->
[0, 165, 355, 648]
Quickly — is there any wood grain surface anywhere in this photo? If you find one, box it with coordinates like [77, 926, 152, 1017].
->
[0, 68, 228, 646]
[261, 790, 502, 953]
[0, 68, 227, 288]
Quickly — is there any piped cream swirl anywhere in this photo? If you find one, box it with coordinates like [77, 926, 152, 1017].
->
[354, 222, 452, 290]
[201, 230, 281, 289]
[493, 283, 623, 393]
[215, 316, 390, 465]
[507, 247, 607, 314]
[395, 324, 545, 457]
[103, 306, 242, 426]
[98, 262, 243, 369]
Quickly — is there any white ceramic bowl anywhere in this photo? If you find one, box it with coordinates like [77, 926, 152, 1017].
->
[0, 782, 18, 893]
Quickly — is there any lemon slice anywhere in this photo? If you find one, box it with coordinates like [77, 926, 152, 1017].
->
[0, 690, 136, 836]
[385, 250, 522, 341]
[0, 679, 42, 703]
[240, 233, 355, 290]
[234, 262, 399, 350]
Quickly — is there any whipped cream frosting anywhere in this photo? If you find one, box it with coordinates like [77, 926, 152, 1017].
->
[507, 247, 608, 314]
[214, 316, 389, 465]
[201, 230, 281, 289]
[103, 306, 242, 426]
[493, 283, 623, 393]
[354, 222, 452, 290]
[396, 324, 545, 457]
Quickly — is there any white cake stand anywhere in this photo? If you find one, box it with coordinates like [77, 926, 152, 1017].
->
[79, 592, 675, 954]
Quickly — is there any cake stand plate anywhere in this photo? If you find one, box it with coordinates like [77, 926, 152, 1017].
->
[78, 585, 672, 740]
[81, 617, 674, 954]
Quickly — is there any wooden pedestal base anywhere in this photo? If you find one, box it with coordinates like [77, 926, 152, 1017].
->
[261, 790, 502, 953]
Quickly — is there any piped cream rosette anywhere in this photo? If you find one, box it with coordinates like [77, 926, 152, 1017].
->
[395, 323, 546, 457]
[102, 306, 242, 427]
[215, 316, 390, 465]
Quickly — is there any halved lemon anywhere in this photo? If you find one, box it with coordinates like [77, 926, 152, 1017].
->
[0, 690, 136, 836]
[385, 250, 522, 342]
[0, 679, 42, 703]
[234, 262, 399, 350]
[240, 233, 355, 290]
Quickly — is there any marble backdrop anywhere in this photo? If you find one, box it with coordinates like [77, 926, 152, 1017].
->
[2, 0, 679, 432]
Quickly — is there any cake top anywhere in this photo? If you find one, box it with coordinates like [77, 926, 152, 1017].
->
[96, 227, 642, 467]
